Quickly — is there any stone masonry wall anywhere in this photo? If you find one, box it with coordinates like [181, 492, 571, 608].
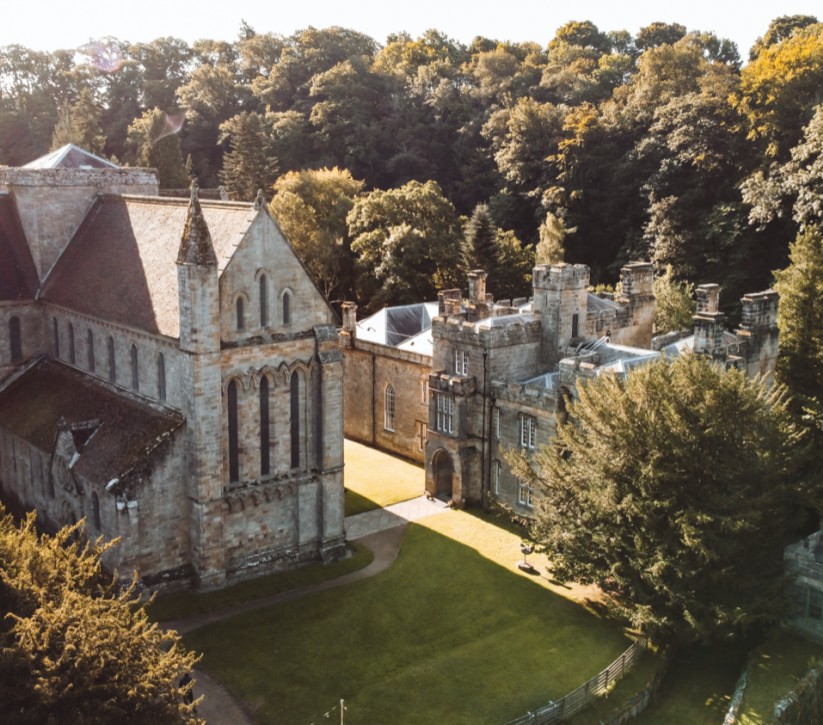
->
[0, 168, 158, 280]
[342, 339, 431, 463]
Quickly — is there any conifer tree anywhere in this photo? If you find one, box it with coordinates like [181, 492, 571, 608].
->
[51, 89, 107, 154]
[535, 212, 566, 265]
[462, 203, 499, 277]
[127, 108, 188, 188]
[0, 509, 201, 723]
[218, 111, 279, 201]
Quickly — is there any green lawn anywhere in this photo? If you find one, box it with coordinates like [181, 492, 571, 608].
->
[344, 439, 425, 515]
[184, 511, 633, 724]
[148, 542, 373, 622]
[739, 630, 823, 724]
[633, 640, 752, 724]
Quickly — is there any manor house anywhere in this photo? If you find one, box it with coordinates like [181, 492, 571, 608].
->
[341, 264, 779, 517]
[0, 145, 345, 589]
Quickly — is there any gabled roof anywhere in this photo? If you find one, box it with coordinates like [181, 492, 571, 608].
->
[0, 194, 39, 299]
[23, 144, 118, 170]
[0, 359, 183, 485]
[40, 195, 253, 338]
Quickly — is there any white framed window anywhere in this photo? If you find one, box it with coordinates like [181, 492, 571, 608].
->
[435, 393, 454, 434]
[520, 415, 537, 449]
[420, 378, 428, 404]
[384, 384, 396, 431]
[454, 349, 469, 376]
[493, 459, 501, 495]
[493, 408, 500, 439]
[518, 480, 533, 507]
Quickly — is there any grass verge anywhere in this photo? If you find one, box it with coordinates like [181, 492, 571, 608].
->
[633, 639, 752, 724]
[185, 511, 632, 725]
[344, 439, 424, 516]
[738, 629, 823, 724]
[148, 542, 374, 622]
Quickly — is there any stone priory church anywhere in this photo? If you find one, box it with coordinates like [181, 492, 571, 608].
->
[0, 145, 346, 590]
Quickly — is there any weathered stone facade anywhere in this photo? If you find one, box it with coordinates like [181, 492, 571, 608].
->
[340, 262, 779, 520]
[0, 150, 345, 590]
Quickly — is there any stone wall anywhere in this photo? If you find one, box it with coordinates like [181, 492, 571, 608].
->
[342, 339, 430, 463]
[0, 301, 47, 376]
[0, 168, 158, 280]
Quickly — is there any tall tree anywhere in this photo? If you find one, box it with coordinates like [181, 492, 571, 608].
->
[462, 203, 499, 276]
[51, 88, 106, 153]
[653, 264, 695, 333]
[509, 355, 803, 647]
[269, 167, 364, 300]
[347, 180, 462, 309]
[218, 111, 279, 201]
[0, 510, 201, 724]
[127, 107, 188, 188]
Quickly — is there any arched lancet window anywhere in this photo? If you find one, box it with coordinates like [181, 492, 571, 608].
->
[236, 297, 245, 331]
[384, 384, 395, 431]
[53, 317, 60, 357]
[259, 275, 269, 327]
[9, 316, 22, 362]
[86, 330, 95, 372]
[228, 380, 239, 482]
[68, 322, 75, 364]
[290, 370, 300, 468]
[107, 336, 116, 382]
[157, 353, 166, 402]
[260, 376, 270, 476]
[92, 492, 101, 530]
[130, 344, 139, 391]
[282, 291, 291, 326]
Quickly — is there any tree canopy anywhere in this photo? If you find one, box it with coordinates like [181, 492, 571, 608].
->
[0, 509, 200, 724]
[0, 15, 821, 309]
[509, 355, 804, 647]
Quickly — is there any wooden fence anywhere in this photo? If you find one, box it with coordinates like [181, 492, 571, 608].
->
[503, 637, 648, 725]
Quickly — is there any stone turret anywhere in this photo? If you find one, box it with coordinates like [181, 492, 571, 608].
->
[736, 289, 780, 378]
[692, 284, 727, 359]
[616, 262, 655, 347]
[339, 301, 357, 349]
[532, 263, 590, 367]
[466, 270, 492, 322]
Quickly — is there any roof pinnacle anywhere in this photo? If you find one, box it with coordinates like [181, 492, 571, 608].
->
[178, 180, 217, 266]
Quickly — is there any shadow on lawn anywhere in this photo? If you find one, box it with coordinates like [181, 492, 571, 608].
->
[343, 488, 380, 517]
[185, 517, 635, 725]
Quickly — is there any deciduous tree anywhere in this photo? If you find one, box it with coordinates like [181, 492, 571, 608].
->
[509, 355, 803, 647]
[269, 167, 364, 300]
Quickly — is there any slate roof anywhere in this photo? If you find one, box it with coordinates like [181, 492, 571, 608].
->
[23, 144, 118, 169]
[0, 359, 184, 485]
[0, 194, 39, 299]
[40, 195, 254, 338]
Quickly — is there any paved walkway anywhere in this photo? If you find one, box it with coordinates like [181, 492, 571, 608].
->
[167, 494, 450, 724]
[344, 493, 449, 540]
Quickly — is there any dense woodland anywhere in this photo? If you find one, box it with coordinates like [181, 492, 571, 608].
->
[1, 15, 822, 313]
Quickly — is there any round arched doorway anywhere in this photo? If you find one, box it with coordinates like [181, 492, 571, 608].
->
[431, 449, 454, 501]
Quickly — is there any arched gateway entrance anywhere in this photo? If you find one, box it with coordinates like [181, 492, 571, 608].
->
[431, 449, 454, 501]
